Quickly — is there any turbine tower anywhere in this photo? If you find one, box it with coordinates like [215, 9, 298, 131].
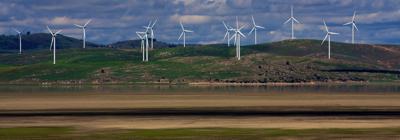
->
[222, 21, 234, 46]
[229, 16, 246, 60]
[321, 19, 339, 59]
[178, 21, 193, 48]
[136, 31, 147, 62]
[13, 28, 22, 54]
[144, 20, 157, 50]
[248, 15, 265, 44]
[343, 11, 358, 44]
[47, 26, 62, 64]
[284, 5, 300, 40]
[74, 19, 92, 49]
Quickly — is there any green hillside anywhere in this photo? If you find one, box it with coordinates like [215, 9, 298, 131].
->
[0, 39, 400, 84]
[0, 33, 102, 52]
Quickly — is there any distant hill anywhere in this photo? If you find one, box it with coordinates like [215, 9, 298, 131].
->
[108, 39, 176, 48]
[1, 39, 400, 84]
[0, 33, 102, 52]
[253, 39, 400, 69]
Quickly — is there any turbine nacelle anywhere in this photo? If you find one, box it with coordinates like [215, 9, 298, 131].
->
[283, 5, 301, 40]
[47, 26, 62, 37]
[321, 20, 339, 45]
[248, 15, 265, 36]
[178, 21, 193, 47]
[136, 31, 147, 40]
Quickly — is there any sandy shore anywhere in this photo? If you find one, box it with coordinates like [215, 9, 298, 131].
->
[1, 93, 400, 110]
[1, 92, 400, 129]
[2, 116, 400, 129]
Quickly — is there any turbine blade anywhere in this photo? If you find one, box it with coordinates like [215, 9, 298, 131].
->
[329, 32, 339, 35]
[256, 25, 265, 29]
[151, 19, 158, 28]
[13, 28, 20, 34]
[293, 17, 300, 23]
[222, 21, 228, 30]
[229, 33, 236, 42]
[136, 32, 143, 39]
[251, 15, 256, 26]
[74, 24, 83, 28]
[248, 27, 255, 35]
[227, 24, 233, 29]
[353, 23, 359, 31]
[284, 18, 291, 24]
[236, 16, 239, 29]
[291, 5, 294, 17]
[321, 34, 328, 45]
[352, 11, 356, 21]
[55, 30, 62, 35]
[178, 32, 184, 40]
[239, 25, 246, 30]
[223, 31, 229, 40]
[50, 37, 54, 50]
[343, 22, 352, 25]
[84, 19, 92, 27]
[184, 30, 193, 33]
[323, 19, 329, 32]
[238, 31, 246, 37]
[46, 26, 53, 34]
[180, 21, 184, 30]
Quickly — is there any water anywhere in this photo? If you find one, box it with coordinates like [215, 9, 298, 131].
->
[1, 83, 400, 94]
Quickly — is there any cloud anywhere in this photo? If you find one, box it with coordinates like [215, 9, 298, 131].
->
[1, 0, 400, 44]
[170, 14, 213, 24]
[47, 16, 88, 25]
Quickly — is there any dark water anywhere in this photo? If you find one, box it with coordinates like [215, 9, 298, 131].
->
[1, 83, 400, 94]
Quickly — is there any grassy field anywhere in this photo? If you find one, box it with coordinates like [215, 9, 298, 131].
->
[1, 39, 400, 84]
[0, 127, 399, 140]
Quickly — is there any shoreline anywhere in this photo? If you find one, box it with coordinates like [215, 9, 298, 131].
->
[0, 80, 384, 86]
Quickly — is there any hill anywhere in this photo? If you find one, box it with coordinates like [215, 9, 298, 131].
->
[0, 39, 400, 84]
[108, 39, 176, 48]
[0, 33, 102, 52]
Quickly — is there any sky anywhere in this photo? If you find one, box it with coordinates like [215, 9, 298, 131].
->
[1, 0, 400, 45]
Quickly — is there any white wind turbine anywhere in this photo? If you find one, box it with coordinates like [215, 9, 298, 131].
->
[143, 20, 157, 50]
[248, 15, 265, 44]
[284, 5, 300, 40]
[222, 21, 234, 46]
[74, 19, 92, 49]
[47, 26, 62, 64]
[178, 21, 193, 48]
[229, 16, 246, 60]
[321, 19, 339, 59]
[13, 28, 22, 54]
[343, 11, 358, 44]
[136, 31, 148, 62]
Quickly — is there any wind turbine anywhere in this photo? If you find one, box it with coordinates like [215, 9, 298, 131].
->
[143, 19, 157, 50]
[321, 19, 339, 59]
[248, 15, 265, 44]
[284, 5, 300, 40]
[178, 21, 193, 48]
[136, 31, 148, 62]
[343, 11, 358, 44]
[222, 21, 234, 46]
[47, 26, 62, 64]
[74, 19, 92, 49]
[229, 16, 246, 60]
[13, 28, 22, 54]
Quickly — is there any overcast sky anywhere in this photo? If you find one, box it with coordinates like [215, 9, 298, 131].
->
[1, 0, 400, 45]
